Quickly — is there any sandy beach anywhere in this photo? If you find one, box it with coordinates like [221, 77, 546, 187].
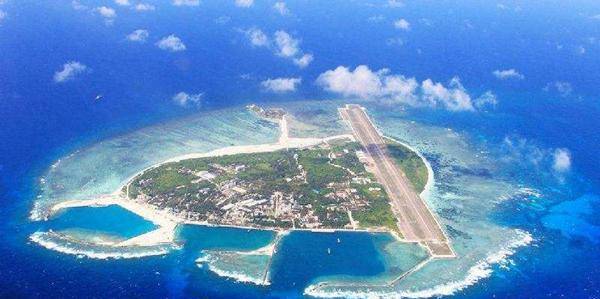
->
[46, 113, 432, 252]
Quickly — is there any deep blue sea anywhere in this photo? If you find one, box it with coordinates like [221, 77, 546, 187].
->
[1, 1, 599, 298]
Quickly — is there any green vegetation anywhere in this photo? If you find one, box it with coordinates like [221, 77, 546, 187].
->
[351, 183, 398, 233]
[124, 138, 427, 233]
[386, 138, 428, 193]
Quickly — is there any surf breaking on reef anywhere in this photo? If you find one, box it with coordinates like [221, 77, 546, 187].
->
[27, 103, 535, 294]
[304, 229, 533, 298]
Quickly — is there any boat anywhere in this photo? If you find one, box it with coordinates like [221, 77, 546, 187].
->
[94, 94, 103, 101]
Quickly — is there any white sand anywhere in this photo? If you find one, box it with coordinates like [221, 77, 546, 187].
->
[46, 112, 433, 250]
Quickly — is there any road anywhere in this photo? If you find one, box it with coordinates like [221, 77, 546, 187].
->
[340, 104, 454, 257]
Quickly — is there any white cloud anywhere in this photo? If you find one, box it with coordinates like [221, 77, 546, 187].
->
[386, 37, 404, 46]
[156, 35, 186, 52]
[553, 148, 572, 173]
[273, 2, 289, 15]
[96, 6, 116, 18]
[172, 92, 203, 106]
[53, 61, 88, 83]
[591, 14, 600, 20]
[274, 30, 299, 57]
[261, 77, 301, 93]
[394, 18, 410, 30]
[317, 65, 494, 112]
[235, 0, 253, 7]
[501, 137, 574, 177]
[474, 91, 498, 109]
[135, 3, 155, 11]
[316, 65, 418, 101]
[173, 0, 199, 6]
[244, 29, 312, 68]
[0, 10, 5, 22]
[293, 54, 313, 68]
[367, 15, 385, 23]
[421, 77, 474, 111]
[72, 1, 87, 10]
[215, 16, 231, 24]
[493, 69, 524, 80]
[387, 0, 404, 7]
[114, 0, 130, 6]
[127, 29, 149, 42]
[544, 81, 572, 97]
[245, 28, 269, 47]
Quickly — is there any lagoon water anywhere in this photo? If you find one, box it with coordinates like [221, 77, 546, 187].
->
[1, 1, 600, 298]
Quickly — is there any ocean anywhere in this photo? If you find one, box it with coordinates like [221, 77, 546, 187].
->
[1, 0, 599, 298]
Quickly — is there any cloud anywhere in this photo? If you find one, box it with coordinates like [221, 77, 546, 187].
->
[215, 16, 231, 24]
[386, 37, 404, 46]
[317, 65, 495, 111]
[96, 6, 116, 19]
[501, 137, 573, 177]
[72, 1, 87, 10]
[53, 61, 88, 83]
[387, 0, 404, 7]
[421, 77, 474, 111]
[274, 30, 299, 57]
[261, 77, 301, 93]
[0, 10, 5, 22]
[493, 69, 524, 80]
[235, 0, 253, 7]
[474, 91, 498, 109]
[156, 35, 186, 52]
[293, 54, 313, 68]
[127, 29, 149, 42]
[114, 0, 130, 6]
[367, 15, 385, 23]
[135, 3, 155, 11]
[553, 148, 572, 173]
[317, 65, 391, 99]
[172, 92, 203, 106]
[273, 2, 289, 15]
[394, 18, 410, 30]
[544, 81, 572, 97]
[173, 0, 199, 6]
[245, 28, 269, 47]
[244, 29, 313, 68]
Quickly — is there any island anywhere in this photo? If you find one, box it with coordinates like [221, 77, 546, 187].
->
[43, 103, 453, 266]
[123, 135, 425, 233]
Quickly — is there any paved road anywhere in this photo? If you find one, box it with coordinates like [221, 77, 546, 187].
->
[340, 104, 454, 257]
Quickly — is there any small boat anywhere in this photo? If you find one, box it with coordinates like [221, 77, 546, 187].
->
[94, 94, 103, 101]
[327, 248, 331, 255]
[337, 238, 341, 244]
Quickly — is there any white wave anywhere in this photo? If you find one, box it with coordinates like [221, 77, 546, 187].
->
[499, 187, 543, 202]
[30, 232, 174, 259]
[29, 201, 47, 221]
[304, 230, 533, 299]
[207, 264, 269, 286]
[196, 253, 270, 286]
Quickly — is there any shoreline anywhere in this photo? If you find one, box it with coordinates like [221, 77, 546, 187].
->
[34, 109, 434, 257]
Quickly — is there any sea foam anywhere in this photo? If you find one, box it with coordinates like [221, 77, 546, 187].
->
[30, 231, 176, 259]
[304, 229, 533, 299]
[196, 252, 271, 286]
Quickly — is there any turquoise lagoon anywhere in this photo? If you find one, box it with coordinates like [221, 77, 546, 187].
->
[29, 101, 535, 297]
